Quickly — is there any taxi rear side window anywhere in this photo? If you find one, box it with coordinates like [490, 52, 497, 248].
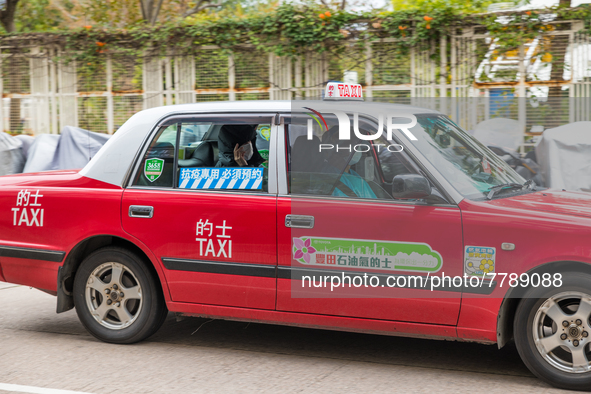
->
[132, 124, 181, 188]
[132, 119, 272, 192]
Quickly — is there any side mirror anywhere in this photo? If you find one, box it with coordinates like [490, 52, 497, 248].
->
[392, 174, 432, 200]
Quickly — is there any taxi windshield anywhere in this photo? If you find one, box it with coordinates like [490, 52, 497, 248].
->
[405, 115, 527, 200]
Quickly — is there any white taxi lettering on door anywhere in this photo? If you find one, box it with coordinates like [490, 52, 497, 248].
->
[195, 219, 232, 258]
[11, 190, 44, 227]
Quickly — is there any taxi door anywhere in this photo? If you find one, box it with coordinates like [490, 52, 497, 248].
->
[122, 114, 278, 310]
[276, 119, 464, 326]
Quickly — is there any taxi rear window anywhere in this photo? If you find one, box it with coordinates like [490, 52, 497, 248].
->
[132, 119, 272, 193]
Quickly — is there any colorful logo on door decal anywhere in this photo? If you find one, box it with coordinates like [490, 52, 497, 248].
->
[464, 246, 496, 276]
[144, 158, 164, 182]
[292, 236, 442, 273]
[258, 126, 271, 141]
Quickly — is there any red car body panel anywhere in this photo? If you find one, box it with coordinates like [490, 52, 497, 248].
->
[121, 189, 277, 310]
[454, 192, 591, 342]
[1, 256, 58, 292]
[276, 197, 463, 326]
[456, 297, 502, 342]
[0, 171, 173, 301]
[487, 189, 591, 218]
[2, 168, 591, 345]
[167, 301, 460, 341]
[460, 196, 591, 282]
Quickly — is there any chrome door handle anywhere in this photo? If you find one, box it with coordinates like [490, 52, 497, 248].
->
[129, 205, 154, 218]
[285, 215, 314, 229]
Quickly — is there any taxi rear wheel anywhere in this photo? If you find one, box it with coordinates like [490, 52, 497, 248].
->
[514, 272, 591, 391]
[73, 247, 167, 344]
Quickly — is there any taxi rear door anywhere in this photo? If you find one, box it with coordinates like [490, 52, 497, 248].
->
[122, 114, 278, 310]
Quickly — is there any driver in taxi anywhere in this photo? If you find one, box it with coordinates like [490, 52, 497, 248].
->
[321, 126, 377, 199]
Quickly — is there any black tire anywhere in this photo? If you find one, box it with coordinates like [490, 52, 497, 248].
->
[514, 272, 591, 391]
[73, 247, 167, 344]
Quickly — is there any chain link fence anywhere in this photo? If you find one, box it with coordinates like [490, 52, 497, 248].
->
[1, 19, 590, 150]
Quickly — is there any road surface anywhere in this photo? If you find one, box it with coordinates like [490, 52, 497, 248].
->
[0, 282, 570, 393]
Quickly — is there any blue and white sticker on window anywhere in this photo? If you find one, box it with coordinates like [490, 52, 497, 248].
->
[179, 167, 263, 190]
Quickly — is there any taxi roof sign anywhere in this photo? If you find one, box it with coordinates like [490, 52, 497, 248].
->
[324, 82, 363, 101]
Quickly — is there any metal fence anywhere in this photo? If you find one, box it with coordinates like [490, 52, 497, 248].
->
[2, 18, 591, 150]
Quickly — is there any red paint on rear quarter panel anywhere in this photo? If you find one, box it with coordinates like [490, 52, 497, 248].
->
[1, 257, 59, 291]
[0, 173, 172, 299]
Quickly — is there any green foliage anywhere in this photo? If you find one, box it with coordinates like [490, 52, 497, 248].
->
[15, 0, 69, 32]
[391, 0, 493, 13]
[3, 1, 590, 72]
[61, 1, 365, 63]
[483, 4, 591, 52]
[378, 6, 460, 49]
[84, 0, 144, 29]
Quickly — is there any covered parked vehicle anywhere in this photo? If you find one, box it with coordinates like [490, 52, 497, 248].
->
[0, 132, 25, 176]
[473, 118, 545, 187]
[1, 84, 591, 390]
[23, 126, 110, 173]
[536, 121, 591, 192]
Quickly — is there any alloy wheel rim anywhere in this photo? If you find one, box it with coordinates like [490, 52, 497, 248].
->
[85, 262, 143, 330]
[533, 291, 591, 373]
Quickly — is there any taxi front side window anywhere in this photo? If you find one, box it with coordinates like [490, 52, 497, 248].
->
[132, 119, 271, 192]
[286, 116, 422, 201]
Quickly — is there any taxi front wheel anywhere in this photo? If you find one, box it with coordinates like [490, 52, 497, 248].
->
[73, 247, 167, 344]
[514, 272, 591, 391]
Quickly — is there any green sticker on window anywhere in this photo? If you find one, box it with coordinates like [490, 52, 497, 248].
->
[259, 149, 269, 168]
[144, 158, 164, 182]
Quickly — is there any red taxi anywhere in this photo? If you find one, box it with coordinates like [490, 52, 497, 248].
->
[1, 83, 591, 390]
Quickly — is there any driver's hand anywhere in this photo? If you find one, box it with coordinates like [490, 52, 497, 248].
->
[234, 143, 248, 167]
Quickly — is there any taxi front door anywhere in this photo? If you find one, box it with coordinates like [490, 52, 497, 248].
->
[275, 123, 464, 327]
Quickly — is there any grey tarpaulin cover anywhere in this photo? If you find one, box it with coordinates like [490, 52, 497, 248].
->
[50, 126, 110, 171]
[536, 121, 591, 192]
[13, 134, 35, 159]
[22, 134, 60, 173]
[0, 132, 25, 175]
[473, 118, 522, 151]
[23, 126, 110, 173]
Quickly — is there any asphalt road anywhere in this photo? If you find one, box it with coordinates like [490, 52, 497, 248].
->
[0, 281, 573, 394]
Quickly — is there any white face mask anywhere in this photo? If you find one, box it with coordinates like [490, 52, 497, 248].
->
[240, 141, 254, 161]
[349, 151, 362, 165]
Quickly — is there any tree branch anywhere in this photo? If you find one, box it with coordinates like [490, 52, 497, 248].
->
[0, 0, 20, 33]
[140, 0, 152, 22]
[149, 0, 164, 25]
[182, 0, 222, 18]
[49, 0, 79, 22]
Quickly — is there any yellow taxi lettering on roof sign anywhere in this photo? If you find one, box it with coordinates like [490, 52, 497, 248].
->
[324, 82, 363, 101]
